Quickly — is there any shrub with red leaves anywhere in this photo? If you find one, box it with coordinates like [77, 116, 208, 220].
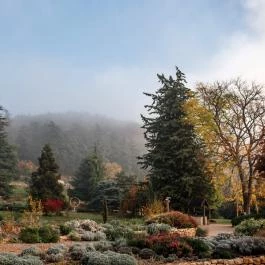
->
[42, 199, 64, 214]
[146, 232, 192, 257]
[146, 211, 197, 228]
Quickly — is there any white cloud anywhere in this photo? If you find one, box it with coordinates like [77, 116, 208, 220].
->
[192, 0, 265, 85]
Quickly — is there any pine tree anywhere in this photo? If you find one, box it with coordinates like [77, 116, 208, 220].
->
[139, 68, 214, 211]
[30, 144, 64, 201]
[0, 106, 18, 197]
[71, 147, 104, 202]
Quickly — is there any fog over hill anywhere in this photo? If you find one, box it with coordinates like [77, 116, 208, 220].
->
[8, 112, 146, 178]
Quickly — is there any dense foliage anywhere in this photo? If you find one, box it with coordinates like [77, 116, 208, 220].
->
[0, 106, 18, 197]
[30, 144, 64, 202]
[71, 149, 104, 202]
[139, 68, 215, 210]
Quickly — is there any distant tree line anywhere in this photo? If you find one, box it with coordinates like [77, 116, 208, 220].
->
[8, 114, 145, 177]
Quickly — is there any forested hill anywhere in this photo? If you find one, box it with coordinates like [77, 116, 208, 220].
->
[8, 112, 146, 177]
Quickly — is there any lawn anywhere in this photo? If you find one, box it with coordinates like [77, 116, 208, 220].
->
[0, 210, 144, 227]
[210, 218, 231, 224]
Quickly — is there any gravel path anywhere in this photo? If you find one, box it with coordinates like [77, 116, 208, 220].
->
[200, 224, 234, 237]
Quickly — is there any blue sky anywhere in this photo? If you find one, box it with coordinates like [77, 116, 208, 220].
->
[1, 0, 264, 121]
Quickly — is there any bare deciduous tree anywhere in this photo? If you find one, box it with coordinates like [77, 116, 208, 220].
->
[197, 79, 265, 214]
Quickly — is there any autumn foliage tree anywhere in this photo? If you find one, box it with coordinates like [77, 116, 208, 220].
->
[196, 79, 265, 214]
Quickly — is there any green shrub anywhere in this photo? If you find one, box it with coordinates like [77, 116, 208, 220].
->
[60, 224, 72, 235]
[127, 238, 147, 249]
[81, 251, 137, 265]
[231, 213, 265, 226]
[19, 227, 40, 243]
[19, 226, 59, 243]
[0, 253, 43, 265]
[146, 211, 197, 228]
[235, 218, 265, 236]
[184, 238, 211, 258]
[39, 225, 59, 243]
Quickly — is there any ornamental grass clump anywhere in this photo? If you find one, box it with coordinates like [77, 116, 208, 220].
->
[146, 211, 197, 228]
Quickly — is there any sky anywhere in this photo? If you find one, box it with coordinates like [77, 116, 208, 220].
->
[1, 0, 265, 121]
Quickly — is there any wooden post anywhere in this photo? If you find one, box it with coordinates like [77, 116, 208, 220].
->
[203, 204, 206, 225]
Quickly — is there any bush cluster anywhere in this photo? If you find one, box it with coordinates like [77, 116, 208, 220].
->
[146, 211, 197, 228]
[19, 226, 59, 243]
[102, 220, 134, 241]
[235, 218, 265, 236]
[231, 213, 265, 226]
[206, 234, 265, 257]
[64, 219, 105, 241]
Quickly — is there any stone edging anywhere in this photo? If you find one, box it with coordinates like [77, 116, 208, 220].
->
[174, 256, 265, 265]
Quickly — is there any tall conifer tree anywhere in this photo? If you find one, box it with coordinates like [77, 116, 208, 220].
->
[30, 144, 64, 201]
[71, 147, 104, 202]
[139, 68, 214, 211]
[0, 106, 18, 197]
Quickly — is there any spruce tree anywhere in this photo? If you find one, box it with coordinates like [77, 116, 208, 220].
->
[71, 147, 104, 202]
[139, 68, 214, 211]
[0, 106, 18, 197]
[30, 144, 64, 201]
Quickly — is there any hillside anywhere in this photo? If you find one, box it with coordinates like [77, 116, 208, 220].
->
[8, 112, 146, 177]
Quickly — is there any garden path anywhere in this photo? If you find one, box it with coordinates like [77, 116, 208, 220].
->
[200, 224, 234, 237]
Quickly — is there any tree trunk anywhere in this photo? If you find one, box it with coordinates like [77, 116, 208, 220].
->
[242, 181, 251, 214]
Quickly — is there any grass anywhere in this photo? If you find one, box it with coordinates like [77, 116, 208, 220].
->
[0, 210, 144, 226]
[210, 218, 231, 224]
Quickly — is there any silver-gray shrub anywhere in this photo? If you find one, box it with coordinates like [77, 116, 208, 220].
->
[146, 223, 171, 235]
[68, 243, 95, 261]
[81, 250, 137, 265]
[0, 253, 43, 265]
[20, 247, 42, 257]
[45, 244, 67, 263]
[81, 231, 106, 241]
